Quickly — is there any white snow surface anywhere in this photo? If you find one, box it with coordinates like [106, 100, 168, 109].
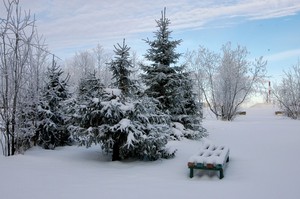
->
[1, 103, 300, 199]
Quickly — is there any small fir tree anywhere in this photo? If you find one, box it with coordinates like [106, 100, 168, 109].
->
[121, 97, 175, 160]
[37, 59, 70, 149]
[78, 71, 104, 101]
[67, 72, 105, 147]
[109, 39, 135, 97]
[17, 89, 39, 151]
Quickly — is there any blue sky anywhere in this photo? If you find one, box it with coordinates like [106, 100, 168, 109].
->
[1, 0, 300, 82]
[174, 13, 300, 81]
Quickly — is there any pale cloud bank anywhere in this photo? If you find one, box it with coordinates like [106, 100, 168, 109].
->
[265, 49, 300, 62]
[1, 0, 300, 58]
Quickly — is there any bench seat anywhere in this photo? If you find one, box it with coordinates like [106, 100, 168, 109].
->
[187, 143, 230, 179]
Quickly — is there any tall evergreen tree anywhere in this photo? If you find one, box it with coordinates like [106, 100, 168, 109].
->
[37, 59, 70, 149]
[144, 8, 181, 66]
[141, 8, 206, 139]
[141, 8, 182, 110]
[109, 39, 135, 97]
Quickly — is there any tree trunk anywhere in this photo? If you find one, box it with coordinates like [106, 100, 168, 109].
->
[112, 140, 121, 161]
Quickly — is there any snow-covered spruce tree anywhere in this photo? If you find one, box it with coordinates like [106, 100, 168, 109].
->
[70, 87, 175, 161]
[105, 38, 175, 160]
[169, 69, 206, 139]
[37, 59, 70, 149]
[141, 8, 181, 111]
[99, 93, 175, 161]
[141, 8, 206, 139]
[77, 71, 104, 101]
[69, 55, 175, 160]
[17, 90, 39, 152]
[108, 39, 136, 97]
[68, 72, 105, 147]
[119, 97, 175, 160]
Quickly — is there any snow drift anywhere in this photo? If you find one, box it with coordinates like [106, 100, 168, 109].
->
[1, 103, 300, 199]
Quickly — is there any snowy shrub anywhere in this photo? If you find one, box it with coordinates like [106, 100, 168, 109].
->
[185, 44, 267, 121]
[274, 61, 300, 119]
[171, 115, 207, 140]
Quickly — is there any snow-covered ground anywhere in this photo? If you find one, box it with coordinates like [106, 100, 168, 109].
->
[1, 103, 300, 199]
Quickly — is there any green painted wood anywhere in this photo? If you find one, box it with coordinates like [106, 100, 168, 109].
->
[188, 156, 229, 179]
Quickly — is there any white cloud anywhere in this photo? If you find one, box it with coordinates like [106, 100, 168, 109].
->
[265, 49, 300, 62]
[1, 0, 300, 58]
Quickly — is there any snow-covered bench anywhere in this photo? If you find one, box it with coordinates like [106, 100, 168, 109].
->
[187, 143, 230, 179]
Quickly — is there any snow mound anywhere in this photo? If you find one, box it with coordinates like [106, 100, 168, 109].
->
[1, 103, 300, 199]
[237, 103, 282, 121]
[249, 103, 276, 109]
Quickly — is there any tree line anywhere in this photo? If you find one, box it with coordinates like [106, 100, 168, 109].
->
[1, 1, 299, 158]
[0, 2, 206, 158]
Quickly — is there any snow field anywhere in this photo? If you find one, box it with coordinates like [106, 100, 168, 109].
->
[1, 103, 300, 199]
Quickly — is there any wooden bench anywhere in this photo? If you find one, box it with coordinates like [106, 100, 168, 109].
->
[187, 143, 230, 179]
[275, 111, 284, 115]
[236, 111, 246, 115]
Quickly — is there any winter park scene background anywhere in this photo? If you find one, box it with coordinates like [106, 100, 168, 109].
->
[1, 0, 300, 199]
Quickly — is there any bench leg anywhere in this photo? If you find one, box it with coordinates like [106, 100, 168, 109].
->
[189, 168, 194, 178]
[219, 168, 224, 179]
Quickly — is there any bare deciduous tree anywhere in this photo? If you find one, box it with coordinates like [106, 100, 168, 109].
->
[185, 43, 267, 121]
[65, 50, 95, 92]
[93, 43, 113, 87]
[185, 46, 219, 109]
[0, 0, 49, 155]
[273, 61, 300, 119]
